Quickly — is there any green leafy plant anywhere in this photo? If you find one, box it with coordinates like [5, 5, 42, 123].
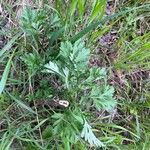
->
[20, 7, 46, 36]
[44, 39, 116, 148]
[81, 120, 105, 147]
[21, 52, 44, 76]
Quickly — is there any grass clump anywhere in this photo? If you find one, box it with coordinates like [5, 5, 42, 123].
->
[0, 0, 150, 149]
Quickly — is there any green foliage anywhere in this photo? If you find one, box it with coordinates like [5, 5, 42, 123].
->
[81, 120, 105, 147]
[0, 53, 13, 94]
[0, 132, 13, 150]
[0, 32, 21, 58]
[115, 25, 150, 70]
[7, 92, 36, 114]
[0, 0, 150, 149]
[52, 111, 81, 144]
[90, 85, 116, 111]
[44, 39, 116, 148]
[89, 0, 107, 24]
[78, 0, 86, 20]
[60, 40, 90, 71]
[45, 61, 69, 79]
[20, 7, 46, 36]
[21, 53, 43, 76]
[45, 39, 116, 108]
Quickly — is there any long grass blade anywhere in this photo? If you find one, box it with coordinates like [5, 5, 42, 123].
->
[70, 0, 78, 17]
[0, 32, 22, 58]
[7, 92, 36, 114]
[89, 0, 106, 24]
[0, 54, 13, 95]
[78, 0, 86, 20]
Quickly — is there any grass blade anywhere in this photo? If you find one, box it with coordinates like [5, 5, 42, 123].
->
[31, 119, 48, 132]
[7, 92, 36, 114]
[78, 0, 86, 20]
[0, 32, 22, 58]
[89, 0, 106, 24]
[0, 54, 13, 95]
[70, 0, 78, 17]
